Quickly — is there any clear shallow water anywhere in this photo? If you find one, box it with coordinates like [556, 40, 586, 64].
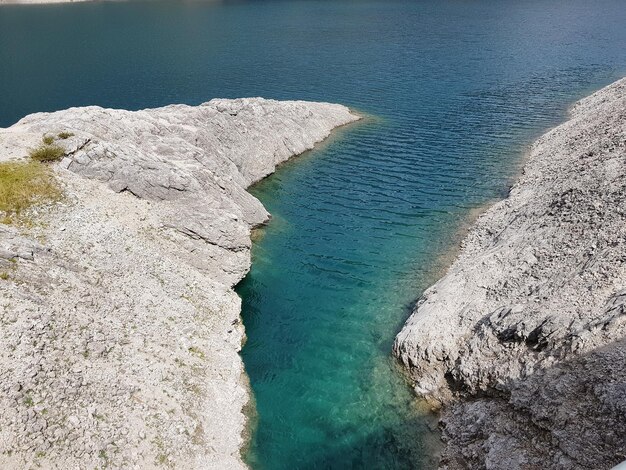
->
[1, 0, 626, 468]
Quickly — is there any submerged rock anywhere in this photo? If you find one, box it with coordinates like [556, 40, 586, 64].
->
[394, 77, 626, 468]
[0, 98, 359, 469]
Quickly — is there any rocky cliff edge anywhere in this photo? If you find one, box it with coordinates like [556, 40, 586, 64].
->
[0, 98, 359, 469]
[394, 78, 626, 469]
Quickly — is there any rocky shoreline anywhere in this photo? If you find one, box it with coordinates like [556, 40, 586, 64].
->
[0, 99, 359, 469]
[394, 78, 626, 468]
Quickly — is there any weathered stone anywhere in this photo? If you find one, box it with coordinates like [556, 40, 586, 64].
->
[0, 98, 359, 469]
[394, 78, 626, 468]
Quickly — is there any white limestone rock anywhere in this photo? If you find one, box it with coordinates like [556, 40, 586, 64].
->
[394, 77, 626, 468]
[0, 98, 359, 469]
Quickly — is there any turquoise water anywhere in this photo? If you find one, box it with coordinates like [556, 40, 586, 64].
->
[1, 0, 626, 468]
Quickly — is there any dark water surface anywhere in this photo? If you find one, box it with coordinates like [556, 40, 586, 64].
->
[2, 0, 626, 468]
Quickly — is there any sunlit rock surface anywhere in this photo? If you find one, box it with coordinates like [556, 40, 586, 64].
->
[394, 78, 626, 468]
[0, 98, 358, 469]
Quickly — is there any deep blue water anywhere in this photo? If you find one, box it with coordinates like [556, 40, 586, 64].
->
[1, 1, 626, 468]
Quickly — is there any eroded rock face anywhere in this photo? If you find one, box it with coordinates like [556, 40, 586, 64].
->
[393, 78, 626, 468]
[440, 340, 626, 470]
[0, 98, 359, 469]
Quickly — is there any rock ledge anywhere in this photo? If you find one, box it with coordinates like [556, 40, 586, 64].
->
[0, 98, 359, 469]
[394, 78, 626, 469]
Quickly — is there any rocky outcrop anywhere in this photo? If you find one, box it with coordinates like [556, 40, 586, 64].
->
[393, 78, 626, 468]
[440, 339, 626, 469]
[0, 98, 358, 469]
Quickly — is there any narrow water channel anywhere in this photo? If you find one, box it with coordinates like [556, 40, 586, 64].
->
[1, 0, 626, 468]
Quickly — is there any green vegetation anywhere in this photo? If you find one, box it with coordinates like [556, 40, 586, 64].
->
[0, 272, 9, 281]
[188, 346, 205, 360]
[152, 435, 169, 467]
[29, 144, 65, 163]
[27, 135, 67, 163]
[98, 449, 110, 468]
[0, 160, 62, 223]
[57, 131, 74, 139]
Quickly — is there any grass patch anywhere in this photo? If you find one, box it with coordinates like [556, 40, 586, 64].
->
[192, 423, 205, 446]
[57, 131, 74, 139]
[0, 272, 9, 281]
[0, 161, 61, 222]
[29, 144, 65, 163]
[98, 449, 110, 468]
[42, 135, 55, 145]
[188, 346, 205, 360]
[190, 384, 202, 396]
